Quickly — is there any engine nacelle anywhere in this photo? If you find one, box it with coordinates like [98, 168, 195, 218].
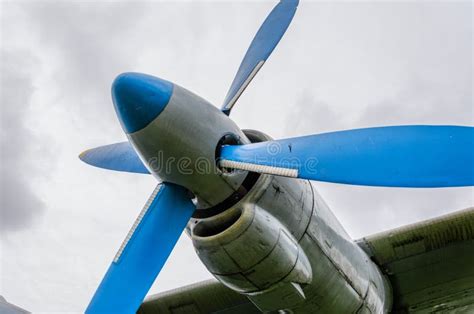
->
[189, 129, 392, 313]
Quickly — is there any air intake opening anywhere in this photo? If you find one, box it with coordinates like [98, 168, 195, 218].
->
[193, 208, 243, 238]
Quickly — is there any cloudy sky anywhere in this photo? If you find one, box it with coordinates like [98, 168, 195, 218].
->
[1, 0, 472, 312]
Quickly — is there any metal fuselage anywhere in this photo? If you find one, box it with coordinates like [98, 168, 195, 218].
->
[130, 82, 393, 313]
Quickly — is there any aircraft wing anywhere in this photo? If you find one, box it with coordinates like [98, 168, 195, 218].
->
[138, 279, 260, 314]
[357, 207, 474, 313]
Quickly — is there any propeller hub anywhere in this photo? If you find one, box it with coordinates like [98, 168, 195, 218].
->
[112, 72, 173, 134]
[118, 73, 250, 208]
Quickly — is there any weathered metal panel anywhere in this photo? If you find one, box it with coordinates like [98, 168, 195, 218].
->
[358, 207, 474, 313]
[358, 207, 474, 265]
[138, 280, 260, 314]
[192, 203, 312, 294]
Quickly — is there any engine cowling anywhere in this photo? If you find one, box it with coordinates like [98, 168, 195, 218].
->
[189, 130, 392, 313]
[192, 204, 312, 293]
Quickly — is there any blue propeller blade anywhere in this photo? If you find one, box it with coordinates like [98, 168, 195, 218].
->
[219, 125, 474, 187]
[86, 183, 195, 314]
[221, 0, 299, 115]
[79, 141, 150, 174]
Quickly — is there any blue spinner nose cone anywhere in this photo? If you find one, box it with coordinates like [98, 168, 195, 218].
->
[112, 72, 173, 134]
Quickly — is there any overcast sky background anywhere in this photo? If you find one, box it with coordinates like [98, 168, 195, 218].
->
[1, 0, 472, 312]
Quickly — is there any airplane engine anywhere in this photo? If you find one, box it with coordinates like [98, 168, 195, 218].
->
[190, 130, 392, 313]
